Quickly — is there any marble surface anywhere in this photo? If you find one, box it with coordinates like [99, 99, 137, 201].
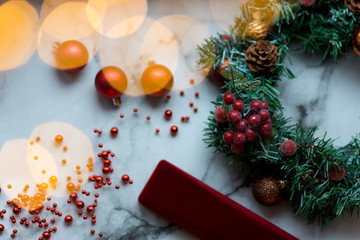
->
[1, 0, 360, 240]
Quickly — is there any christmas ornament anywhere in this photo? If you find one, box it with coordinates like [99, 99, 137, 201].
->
[223, 93, 235, 105]
[352, 26, 360, 55]
[329, 166, 346, 181]
[211, 59, 229, 86]
[345, 0, 360, 14]
[252, 177, 282, 206]
[141, 64, 174, 96]
[245, 40, 279, 73]
[280, 140, 297, 157]
[54, 40, 89, 72]
[64, 215, 73, 224]
[95, 66, 128, 107]
[245, 12, 268, 40]
[299, 0, 316, 7]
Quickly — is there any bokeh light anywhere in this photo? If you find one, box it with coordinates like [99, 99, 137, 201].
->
[99, 17, 179, 96]
[86, 0, 148, 38]
[209, 0, 245, 31]
[0, 0, 39, 71]
[151, 15, 211, 89]
[38, 1, 102, 69]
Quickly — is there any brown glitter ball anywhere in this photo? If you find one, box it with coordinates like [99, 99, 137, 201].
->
[252, 177, 282, 206]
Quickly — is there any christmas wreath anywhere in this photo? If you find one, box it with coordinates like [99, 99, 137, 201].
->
[199, 0, 360, 227]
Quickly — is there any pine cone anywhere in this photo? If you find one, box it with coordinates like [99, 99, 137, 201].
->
[345, 0, 360, 14]
[244, 40, 279, 73]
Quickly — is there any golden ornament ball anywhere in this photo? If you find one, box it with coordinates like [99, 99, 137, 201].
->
[141, 64, 174, 96]
[252, 177, 282, 206]
[352, 26, 360, 55]
[245, 19, 268, 41]
[54, 40, 89, 72]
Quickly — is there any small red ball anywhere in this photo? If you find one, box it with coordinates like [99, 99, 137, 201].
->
[250, 100, 262, 112]
[223, 93, 235, 105]
[245, 128, 257, 142]
[280, 140, 297, 157]
[260, 123, 272, 139]
[214, 106, 227, 123]
[164, 110, 173, 119]
[227, 110, 241, 124]
[258, 109, 270, 122]
[87, 206, 94, 214]
[236, 119, 248, 132]
[248, 115, 261, 127]
[155, 128, 160, 133]
[76, 201, 85, 209]
[110, 127, 118, 136]
[233, 132, 246, 146]
[233, 100, 244, 112]
[0, 224, 4, 233]
[42, 231, 51, 240]
[330, 166, 346, 181]
[222, 131, 234, 144]
[261, 101, 269, 109]
[231, 143, 245, 154]
[91, 229, 95, 234]
[146, 116, 151, 120]
[102, 167, 110, 174]
[122, 174, 130, 183]
[64, 215, 73, 224]
[170, 126, 178, 135]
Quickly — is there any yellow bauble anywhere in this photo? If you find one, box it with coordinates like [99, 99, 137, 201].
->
[245, 18, 268, 40]
[141, 64, 174, 96]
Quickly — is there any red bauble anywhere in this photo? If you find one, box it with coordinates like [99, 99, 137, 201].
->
[211, 59, 229, 86]
[110, 127, 118, 136]
[164, 110, 173, 119]
[95, 66, 128, 99]
[122, 174, 130, 183]
[76, 201, 85, 209]
[214, 106, 227, 123]
[54, 40, 89, 72]
[223, 131, 234, 144]
[223, 93, 235, 105]
[299, 0, 315, 7]
[170, 126, 178, 135]
[42, 231, 51, 240]
[245, 128, 257, 142]
[250, 100, 262, 112]
[280, 140, 297, 157]
[64, 215, 73, 224]
[227, 110, 241, 124]
[330, 166, 346, 181]
[0, 224, 4, 233]
[236, 120, 248, 132]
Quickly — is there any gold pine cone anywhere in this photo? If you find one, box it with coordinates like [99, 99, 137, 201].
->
[245, 19, 268, 41]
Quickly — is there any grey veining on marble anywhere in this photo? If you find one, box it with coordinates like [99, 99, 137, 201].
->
[2, 0, 360, 240]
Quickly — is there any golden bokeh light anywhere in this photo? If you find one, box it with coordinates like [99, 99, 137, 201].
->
[209, 0, 245, 31]
[86, 0, 148, 38]
[0, 0, 39, 71]
[37, 1, 102, 69]
[151, 15, 211, 89]
[99, 17, 179, 96]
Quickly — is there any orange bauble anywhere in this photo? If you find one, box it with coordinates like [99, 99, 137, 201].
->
[54, 40, 89, 72]
[141, 64, 174, 96]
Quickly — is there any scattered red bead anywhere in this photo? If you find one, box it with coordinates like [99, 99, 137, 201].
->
[170, 126, 178, 135]
[155, 128, 160, 133]
[122, 174, 130, 183]
[120, 114, 124, 118]
[133, 108, 138, 112]
[110, 127, 118, 136]
[180, 90, 184, 96]
[164, 110, 172, 119]
[195, 92, 199, 98]
[146, 116, 151, 120]
[94, 129, 98, 133]
[194, 107, 198, 112]
[189, 102, 193, 107]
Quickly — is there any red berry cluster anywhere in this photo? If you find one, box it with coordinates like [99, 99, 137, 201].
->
[215, 93, 272, 154]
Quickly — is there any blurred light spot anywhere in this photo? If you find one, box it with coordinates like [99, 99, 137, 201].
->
[86, 0, 148, 38]
[99, 17, 178, 96]
[37, 1, 102, 69]
[209, 0, 245, 31]
[0, 1, 39, 71]
[152, 15, 211, 89]
[29, 122, 94, 197]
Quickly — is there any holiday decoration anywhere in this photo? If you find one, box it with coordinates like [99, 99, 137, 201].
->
[245, 12, 268, 40]
[139, 160, 297, 240]
[252, 177, 282, 206]
[244, 40, 279, 73]
[352, 26, 360, 55]
[95, 66, 128, 107]
[299, 0, 316, 7]
[211, 59, 229, 86]
[200, 0, 360, 228]
[345, 0, 360, 14]
[141, 64, 174, 96]
[54, 40, 89, 72]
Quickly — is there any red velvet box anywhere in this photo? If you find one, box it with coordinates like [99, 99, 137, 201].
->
[139, 160, 298, 240]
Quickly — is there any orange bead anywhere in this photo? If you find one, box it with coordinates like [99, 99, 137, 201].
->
[66, 183, 75, 192]
[40, 183, 48, 190]
[75, 185, 81, 191]
[76, 165, 80, 170]
[67, 176, 71, 181]
[7, 184, 12, 189]
[42, 170, 46, 174]
[49, 176, 57, 185]
[21, 194, 29, 202]
[62, 159, 67, 164]
[36, 136, 40, 142]
[141, 64, 173, 96]
[63, 146, 68, 152]
[78, 178, 83, 183]
[54, 135, 63, 143]
[77, 170, 81, 175]
[34, 155, 38, 160]
[25, 184, 29, 189]
[29, 141, 34, 145]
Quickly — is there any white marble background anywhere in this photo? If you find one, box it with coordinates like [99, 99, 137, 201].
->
[1, 0, 360, 240]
